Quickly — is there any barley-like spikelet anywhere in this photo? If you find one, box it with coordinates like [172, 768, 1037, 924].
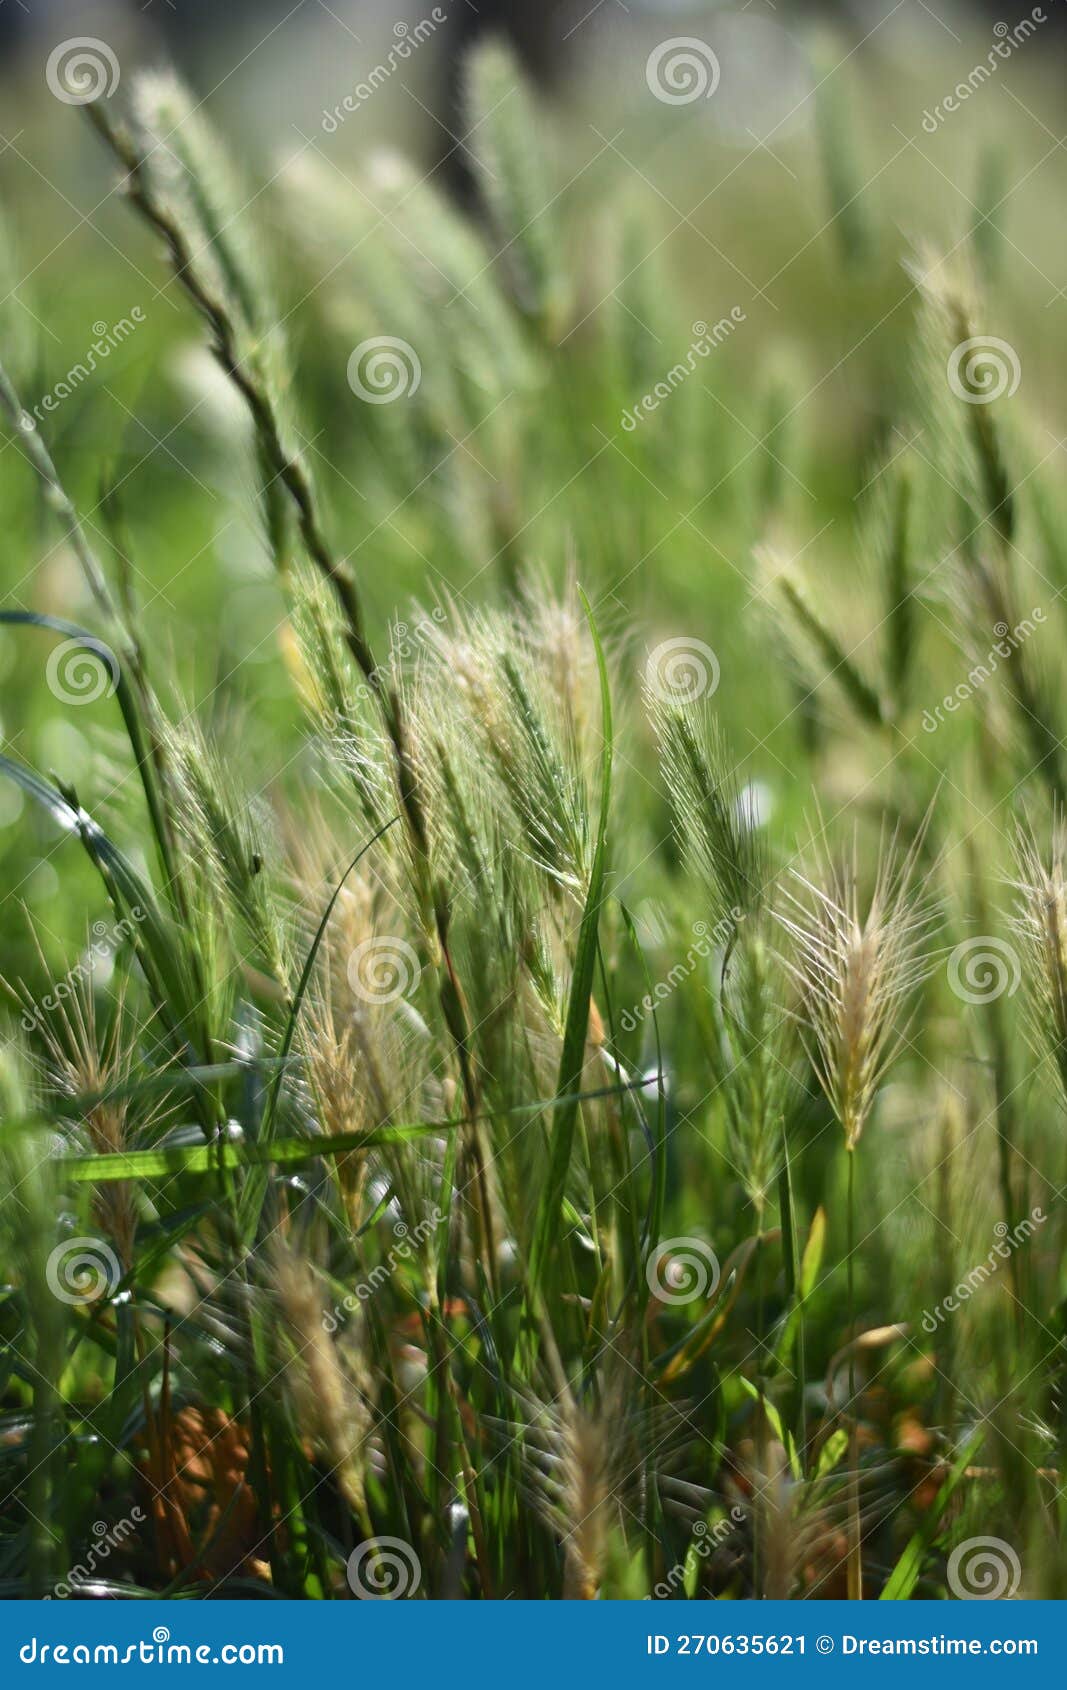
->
[738, 1438, 903, 1598]
[465, 43, 571, 337]
[131, 73, 269, 340]
[777, 835, 938, 1149]
[715, 924, 797, 1212]
[557, 1401, 615, 1600]
[868, 455, 916, 715]
[502, 1371, 691, 1600]
[285, 565, 394, 831]
[273, 1248, 375, 1523]
[161, 711, 292, 995]
[812, 42, 872, 269]
[1010, 820, 1067, 1103]
[423, 597, 595, 901]
[932, 535, 1064, 804]
[757, 544, 885, 730]
[7, 950, 149, 1271]
[910, 250, 1015, 547]
[651, 698, 764, 926]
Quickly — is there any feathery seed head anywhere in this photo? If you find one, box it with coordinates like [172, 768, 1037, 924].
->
[777, 836, 938, 1149]
[1010, 821, 1067, 1099]
[651, 697, 764, 926]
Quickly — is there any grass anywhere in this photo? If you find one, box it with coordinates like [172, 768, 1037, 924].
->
[0, 24, 1065, 1600]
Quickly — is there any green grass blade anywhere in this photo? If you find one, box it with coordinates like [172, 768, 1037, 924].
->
[0, 610, 177, 889]
[879, 1435, 983, 1600]
[54, 1120, 455, 1183]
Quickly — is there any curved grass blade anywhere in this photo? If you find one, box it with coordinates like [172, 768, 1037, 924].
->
[258, 816, 399, 1142]
[0, 610, 190, 905]
[0, 753, 208, 1070]
[879, 1435, 982, 1600]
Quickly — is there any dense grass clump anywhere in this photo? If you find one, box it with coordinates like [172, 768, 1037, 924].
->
[0, 36, 1065, 1600]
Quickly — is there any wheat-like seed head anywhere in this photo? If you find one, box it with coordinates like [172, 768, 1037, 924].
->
[735, 1438, 905, 1598]
[777, 836, 938, 1149]
[494, 1369, 697, 1601]
[651, 697, 765, 926]
[1010, 820, 1067, 1099]
[4, 935, 162, 1270]
[273, 1247, 375, 1520]
[420, 597, 595, 899]
[717, 923, 798, 1212]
